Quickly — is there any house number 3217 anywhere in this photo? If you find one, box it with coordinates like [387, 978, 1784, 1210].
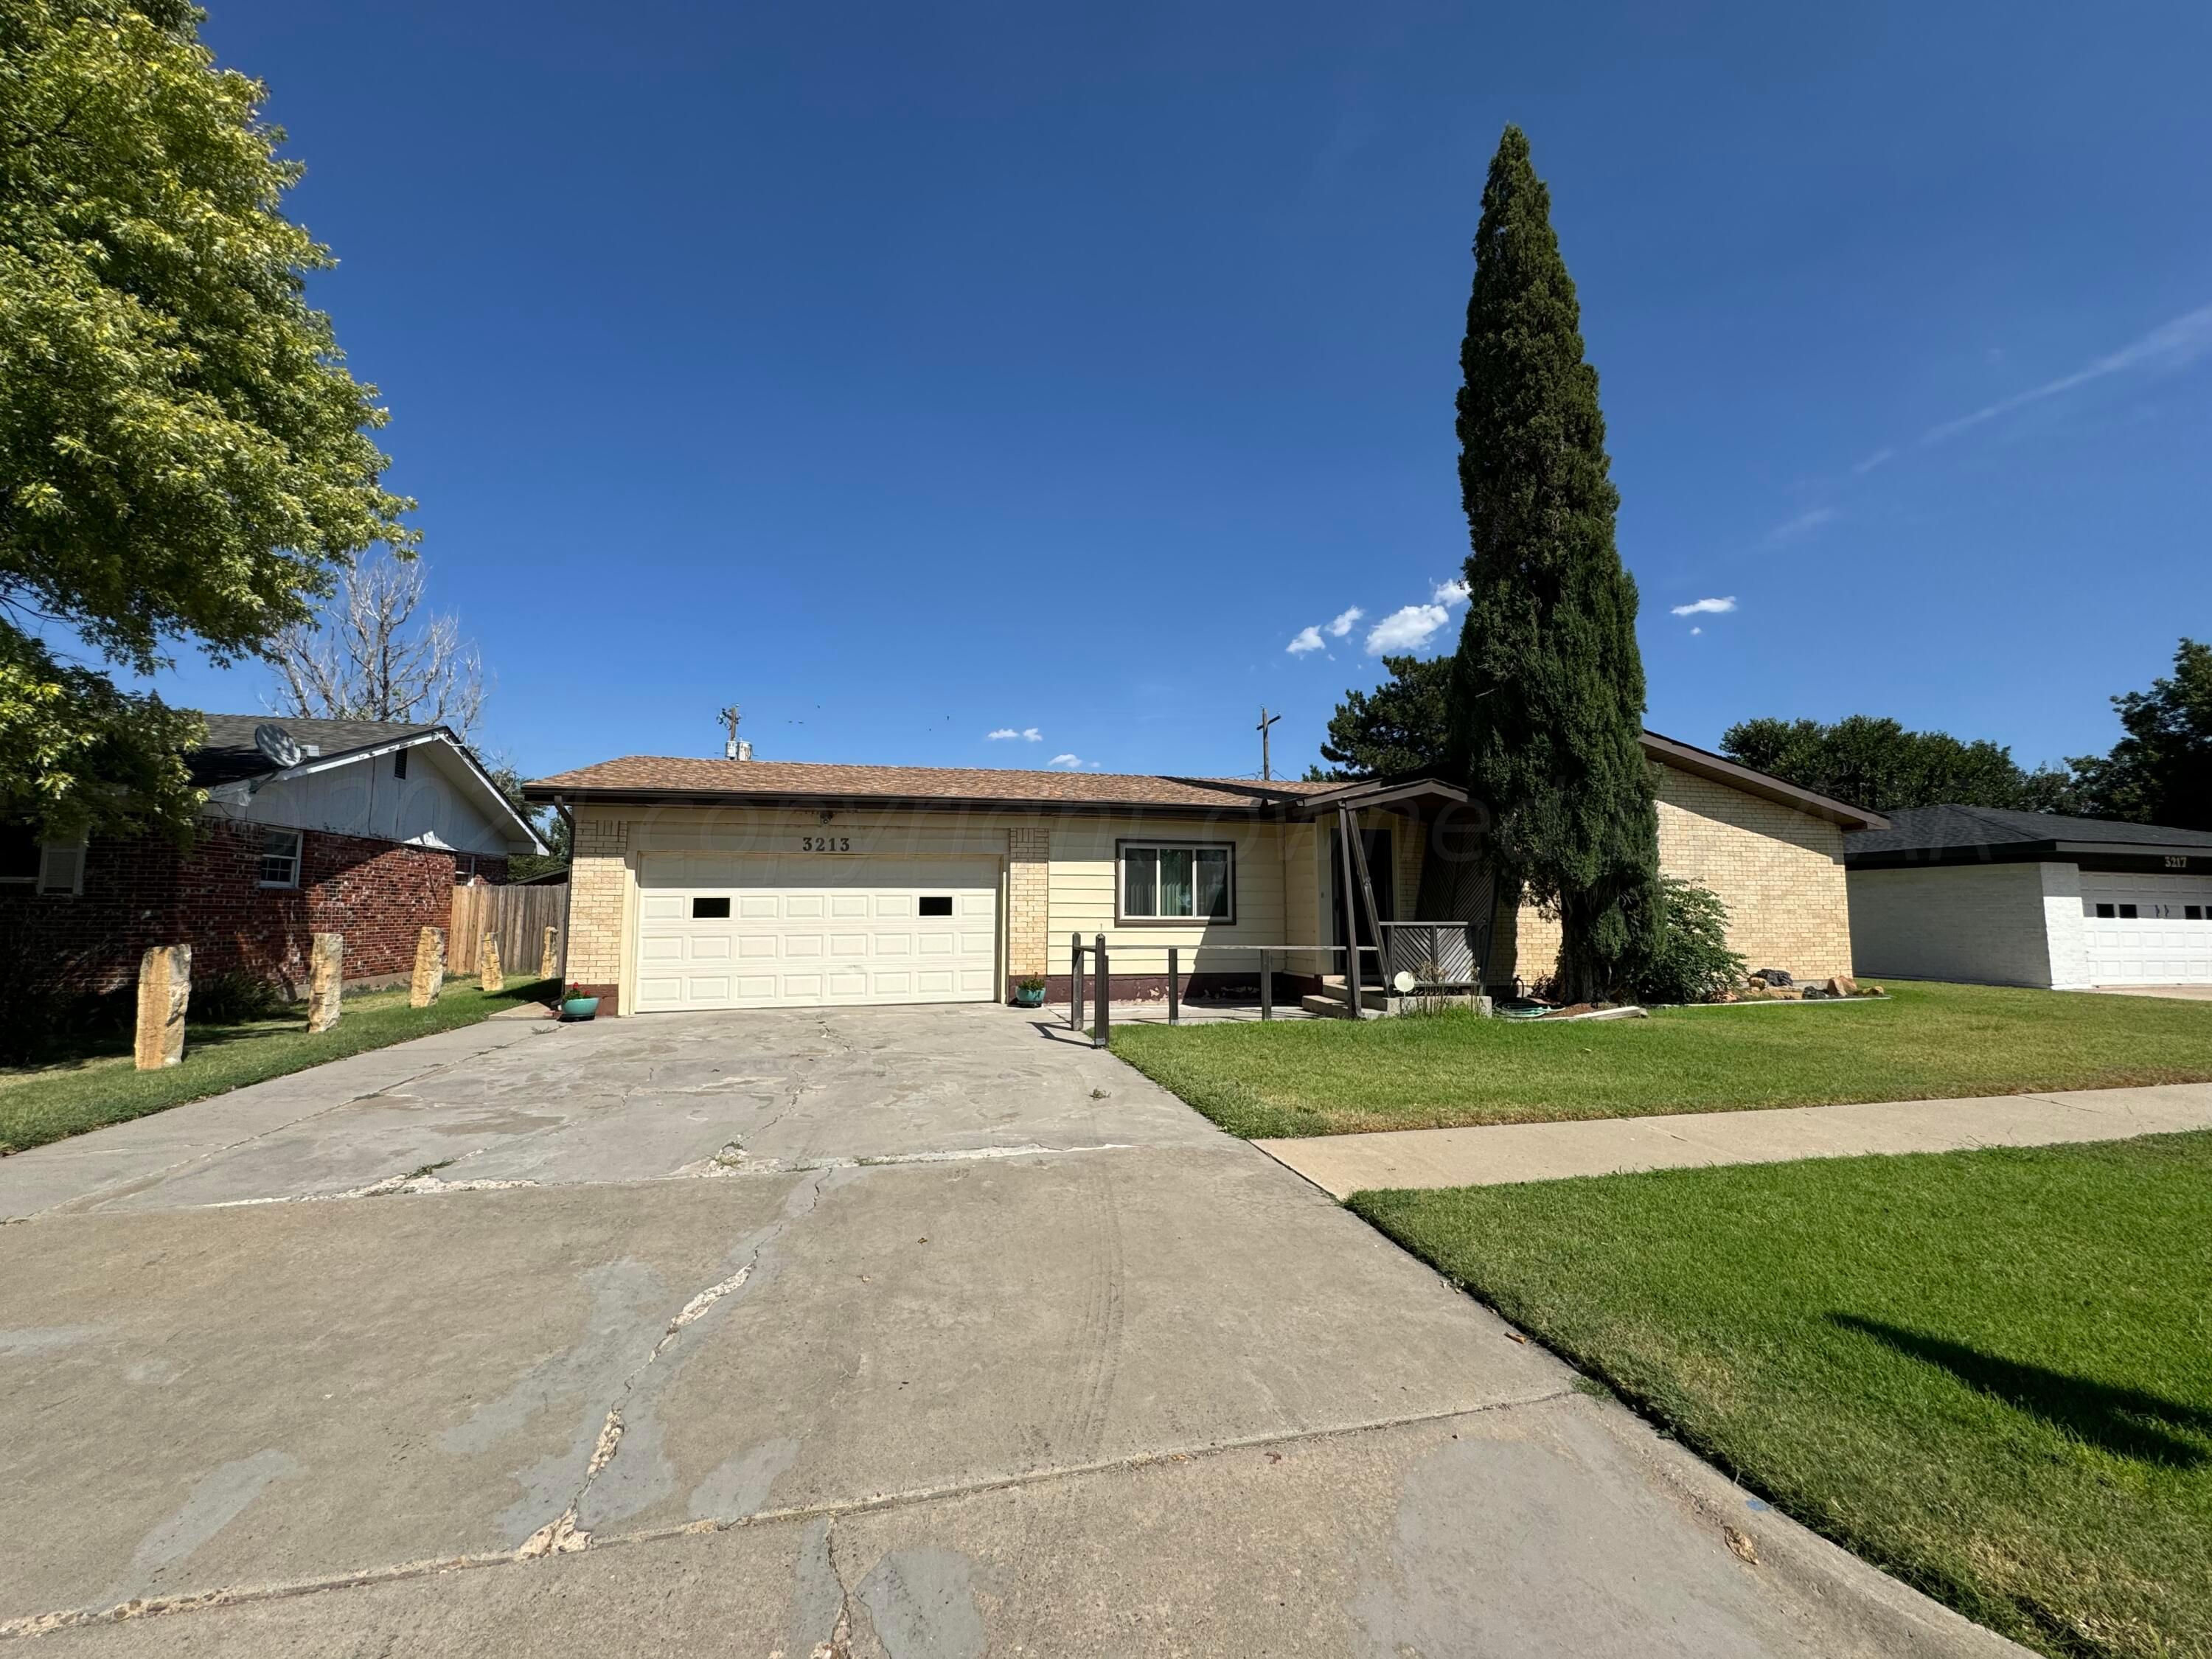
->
[801, 836, 852, 852]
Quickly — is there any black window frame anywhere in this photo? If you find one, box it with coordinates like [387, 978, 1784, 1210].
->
[393, 747, 408, 781]
[1115, 838, 1237, 926]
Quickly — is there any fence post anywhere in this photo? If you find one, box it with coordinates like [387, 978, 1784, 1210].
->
[1167, 947, 1179, 1025]
[1070, 932, 1084, 1032]
[1261, 950, 1273, 1021]
[1094, 933, 1110, 1049]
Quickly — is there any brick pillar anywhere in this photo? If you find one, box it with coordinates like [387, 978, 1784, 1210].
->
[565, 814, 631, 1011]
[1006, 827, 1051, 988]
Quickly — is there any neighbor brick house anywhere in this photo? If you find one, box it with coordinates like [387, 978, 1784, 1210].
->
[525, 731, 1882, 1015]
[1, 714, 546, 994]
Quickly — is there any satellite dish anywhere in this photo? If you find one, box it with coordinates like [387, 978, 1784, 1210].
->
[254, 722, 304, 769]
[1393, 970, 1417, 995]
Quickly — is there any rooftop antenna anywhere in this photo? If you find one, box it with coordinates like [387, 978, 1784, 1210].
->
[1256, 706, 1282, 781]
[717, 704, 750, 761]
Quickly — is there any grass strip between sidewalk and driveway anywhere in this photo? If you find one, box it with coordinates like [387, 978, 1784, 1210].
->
[1110, 979, 2212, 1138]
[0, 979, 556, 1156]
[1351, 1133, 2212, 1659]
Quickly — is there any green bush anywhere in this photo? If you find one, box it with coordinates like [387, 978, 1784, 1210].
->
[1623, 877, 1745, 1004]
[189, 968, 291, 1024]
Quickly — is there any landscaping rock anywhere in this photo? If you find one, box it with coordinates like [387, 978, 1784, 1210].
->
[133, 944, 190, 1070]
[1825, 974, 1858, 998]
[409, 927, 445, 1008]
[307, 933, 343, 1033]
[1750, 968, 1793, 987]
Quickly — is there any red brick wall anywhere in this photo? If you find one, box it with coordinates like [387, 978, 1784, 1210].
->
[0, 821, 465, 993]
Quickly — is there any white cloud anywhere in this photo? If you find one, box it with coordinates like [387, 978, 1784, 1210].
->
[1851, 447, 1895, 476]
[986, 726, 1042, 741]
[1433, 578, 1470, 607]
[1286, 625, 1325, 655]
[1365, 603, 1453, 655]
[1922, 301, 2212, 445]
[1766, 507, 1837, 543]
[1048, 753, 1082, 768]
[1326, 606, 1364, 639]
[1669, 596, 1737, 617]
[1691, 625, 1703, 636]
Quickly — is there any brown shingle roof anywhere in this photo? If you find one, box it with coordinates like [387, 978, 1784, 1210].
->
[523, 757, 1340, 810]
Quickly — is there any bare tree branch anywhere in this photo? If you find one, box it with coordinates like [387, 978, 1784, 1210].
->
[264, 555, 487, 737]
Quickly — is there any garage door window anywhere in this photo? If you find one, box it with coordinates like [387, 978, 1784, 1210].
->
[692, 897, 730, 918]
[1119, 842, 1234, 922]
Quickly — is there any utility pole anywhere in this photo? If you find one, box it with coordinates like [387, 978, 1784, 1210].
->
[1256, 706, 1282, 781]
[717, 705, 744, 760]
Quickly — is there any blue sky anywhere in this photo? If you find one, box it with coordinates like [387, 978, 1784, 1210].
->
[149, 0, 2212, 783]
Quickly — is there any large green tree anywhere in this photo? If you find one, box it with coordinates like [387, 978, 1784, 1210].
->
[1719, 714, 2080, 815]
[1309, 653, 1451, 780]
[1, 0, 414, 838]
[1447, 127, 1656, 1002]
[2069, 639, 2211, 830]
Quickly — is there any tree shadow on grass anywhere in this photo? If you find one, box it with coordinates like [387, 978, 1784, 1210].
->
[1831, 1314, 2212, 1468]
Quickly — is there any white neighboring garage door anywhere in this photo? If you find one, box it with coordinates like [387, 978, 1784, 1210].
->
[2079, 870, 2212, 985]
[636, 853, 1000, 1012]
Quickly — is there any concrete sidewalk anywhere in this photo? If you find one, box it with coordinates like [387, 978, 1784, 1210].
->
[1256, 1081, 2212, 1199]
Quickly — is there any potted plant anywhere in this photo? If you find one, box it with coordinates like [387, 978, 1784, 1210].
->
[561, 982, 600, 1020]
[1011, 975, 1048, 1009]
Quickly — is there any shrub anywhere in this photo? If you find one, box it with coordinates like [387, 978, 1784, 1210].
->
[189, 969, 291, 1024]
[1623, 877, 1745, 1005]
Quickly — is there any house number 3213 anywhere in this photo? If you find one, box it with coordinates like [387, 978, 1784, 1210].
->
[801, 836, 852, 852]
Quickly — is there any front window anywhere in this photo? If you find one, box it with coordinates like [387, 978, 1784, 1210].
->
[258, 827, 302, 888]
[0, 824, 37, 886]
[1119, 842, 1233, 922]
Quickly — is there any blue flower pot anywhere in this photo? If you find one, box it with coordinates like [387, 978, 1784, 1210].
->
[1012, 985, 1047, 1008]
[561, 996, 600, 1020]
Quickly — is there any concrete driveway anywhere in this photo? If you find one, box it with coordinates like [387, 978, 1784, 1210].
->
[0, 1004, 2021, 1656]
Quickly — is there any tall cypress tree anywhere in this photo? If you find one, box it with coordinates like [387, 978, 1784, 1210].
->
[1448, 126, 1657, 1001]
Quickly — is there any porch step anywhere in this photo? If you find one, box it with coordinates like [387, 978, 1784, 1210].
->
[1304, 978, 1388, 1016]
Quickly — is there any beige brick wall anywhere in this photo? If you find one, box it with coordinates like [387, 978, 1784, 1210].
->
[566, 810, 633, 1004]
[1006, 826, 1050, 975]
[1495, 762, 1852, 990]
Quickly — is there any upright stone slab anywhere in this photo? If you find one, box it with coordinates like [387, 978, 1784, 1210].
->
[541, 924, 560, 979]
[410, 927, 446, 1008]
[481, 934, 504, 994]
[134, 945, 191, 1071]
[307, 933, 344, 1033]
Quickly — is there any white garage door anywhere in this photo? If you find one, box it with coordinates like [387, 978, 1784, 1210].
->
[2080, 871, 2212, 985]
[636, 854, 1000, 1012]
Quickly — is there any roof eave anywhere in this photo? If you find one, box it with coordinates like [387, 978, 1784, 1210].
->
[521, 782, 1302, 818]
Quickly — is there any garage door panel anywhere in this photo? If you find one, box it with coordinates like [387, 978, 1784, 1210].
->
[635, 855, 999, 1012]
[2079, 872, 2212, 984]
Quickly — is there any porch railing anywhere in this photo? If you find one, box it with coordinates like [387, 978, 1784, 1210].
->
[1067, 936, 1373, 1049]
[1378, 919, 1492, 991]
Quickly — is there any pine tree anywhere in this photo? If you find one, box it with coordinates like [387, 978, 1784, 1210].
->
[1447, 126, 1657, 1002]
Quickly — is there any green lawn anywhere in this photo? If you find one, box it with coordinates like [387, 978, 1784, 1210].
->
[1351, 1134, 2212, 1659]
[0, 978, 556, 1156]
[1110, 981, 2212, 1138]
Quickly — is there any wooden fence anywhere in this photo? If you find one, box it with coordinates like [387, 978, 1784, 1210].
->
[449, 882, 566, 979]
